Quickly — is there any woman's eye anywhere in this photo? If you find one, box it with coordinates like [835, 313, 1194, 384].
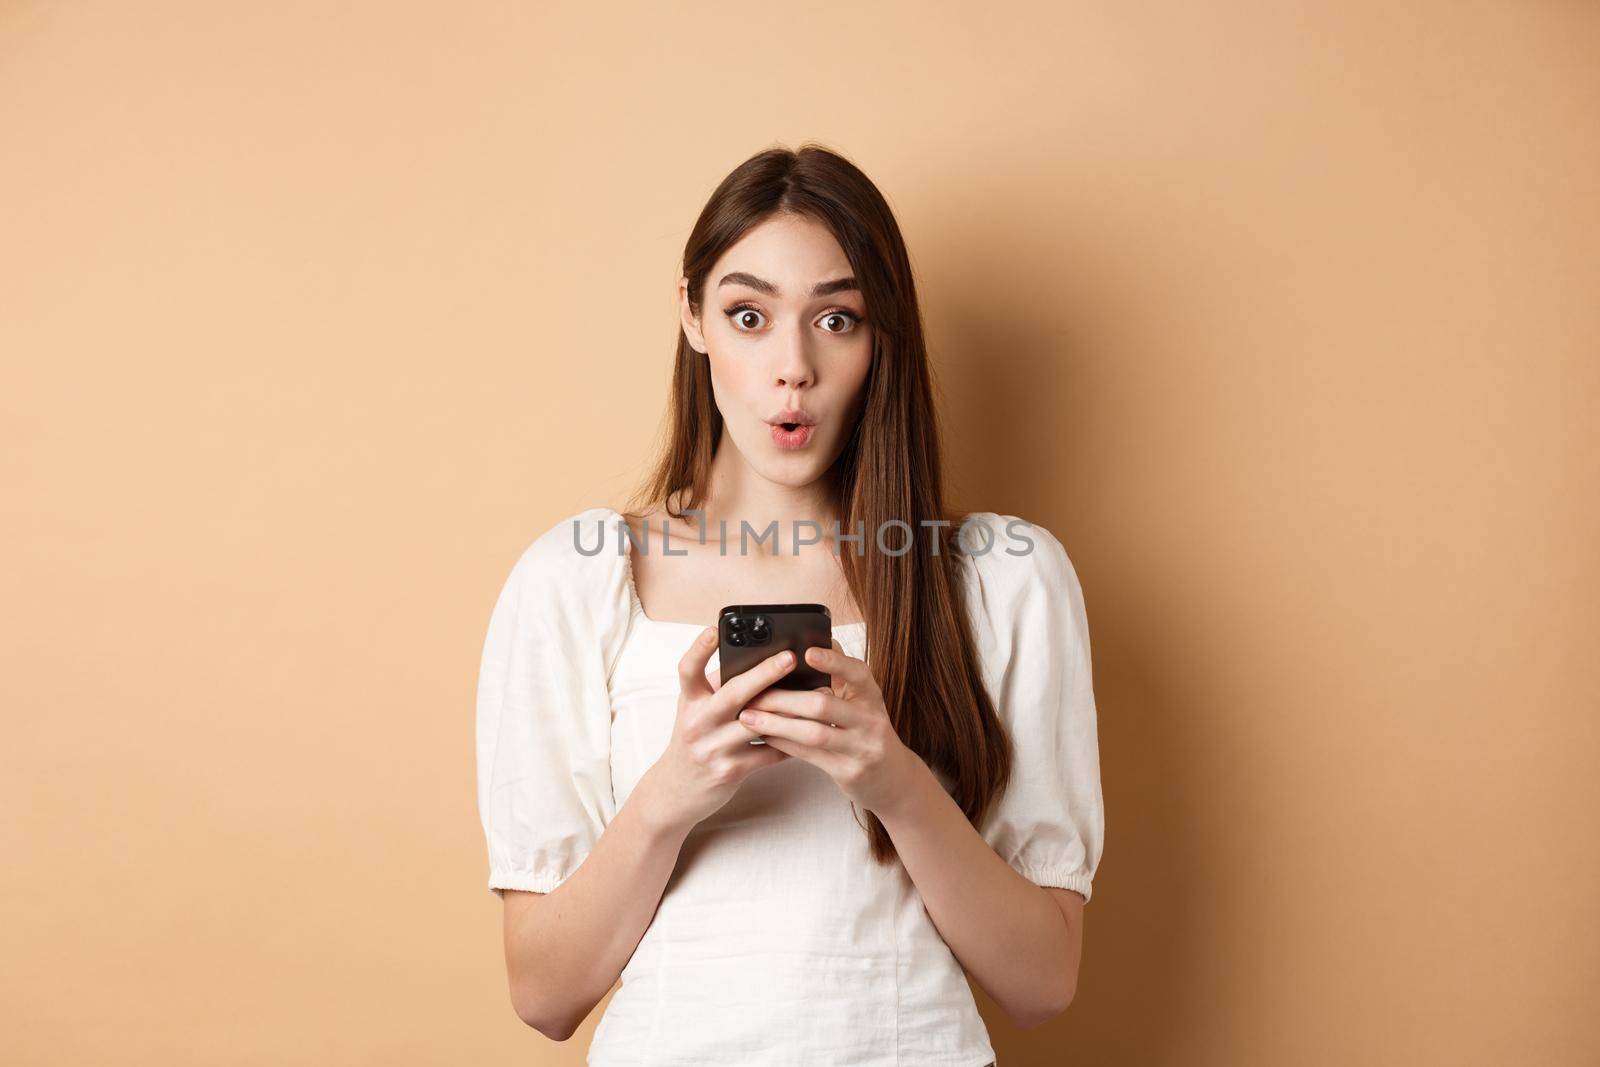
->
[724, 305, 862, 334]
[726, 305, 767, 331]
[819, 311, 861, 334]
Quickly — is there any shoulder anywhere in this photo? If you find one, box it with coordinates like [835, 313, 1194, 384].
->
[953, 511, 1094, 695]
[953, 511, 1080, 598]
[498, 505, 632, 630]
[954, 511, 1089, 651]
[508, 505, 623, 577]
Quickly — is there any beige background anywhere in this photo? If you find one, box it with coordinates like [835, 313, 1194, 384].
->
[3, 2, 1596, 1063]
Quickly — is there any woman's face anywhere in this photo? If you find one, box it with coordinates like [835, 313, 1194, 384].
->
[679, 212, 873, 491]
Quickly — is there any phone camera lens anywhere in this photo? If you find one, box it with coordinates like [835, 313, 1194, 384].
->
[728, 632, 746, 646]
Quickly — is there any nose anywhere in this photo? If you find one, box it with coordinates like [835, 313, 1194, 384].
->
[774, 322, 816, 390]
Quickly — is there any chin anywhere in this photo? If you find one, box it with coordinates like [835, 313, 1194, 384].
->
[727, 424, 837, 486]
[756, 458, 829, 487]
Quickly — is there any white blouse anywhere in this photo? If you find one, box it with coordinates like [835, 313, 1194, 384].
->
[476, 505, 1104, 1066]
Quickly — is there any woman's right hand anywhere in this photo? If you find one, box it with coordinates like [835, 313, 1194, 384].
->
[642, 625, 797, 832]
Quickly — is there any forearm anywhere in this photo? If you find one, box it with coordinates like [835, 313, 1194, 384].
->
[873, 755, 1079, 1027]
[504, 765, 691, 1037]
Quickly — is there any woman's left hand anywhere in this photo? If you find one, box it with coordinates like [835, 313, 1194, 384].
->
[738, 639, 922, 815]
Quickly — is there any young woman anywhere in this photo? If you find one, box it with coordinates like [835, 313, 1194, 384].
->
[476, 143, 1105, 1065]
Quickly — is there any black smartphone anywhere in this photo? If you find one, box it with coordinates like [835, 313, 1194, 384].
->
[718, 602, 834, 694]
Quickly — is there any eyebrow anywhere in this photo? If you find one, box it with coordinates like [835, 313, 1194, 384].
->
[716, 271, 860, 298]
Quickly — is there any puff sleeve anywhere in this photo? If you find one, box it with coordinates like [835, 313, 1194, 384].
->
[961, 513, 1105, 903]
[475, 507, 634, 896]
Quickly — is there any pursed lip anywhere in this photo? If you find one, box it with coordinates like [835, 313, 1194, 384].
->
[767, 408, 818, 427]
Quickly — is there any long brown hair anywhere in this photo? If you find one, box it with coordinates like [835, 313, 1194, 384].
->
[624, 142, 1011, 865]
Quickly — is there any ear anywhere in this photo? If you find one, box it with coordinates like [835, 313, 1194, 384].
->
[679, 275, 708, 354]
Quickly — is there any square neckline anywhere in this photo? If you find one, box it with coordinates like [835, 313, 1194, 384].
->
[605, 506, 868, 632]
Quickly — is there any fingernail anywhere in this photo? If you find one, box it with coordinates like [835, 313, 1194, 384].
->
[783, 651, 796, 666]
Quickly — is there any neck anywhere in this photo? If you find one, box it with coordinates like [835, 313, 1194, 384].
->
[692, 427, 840, 548]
